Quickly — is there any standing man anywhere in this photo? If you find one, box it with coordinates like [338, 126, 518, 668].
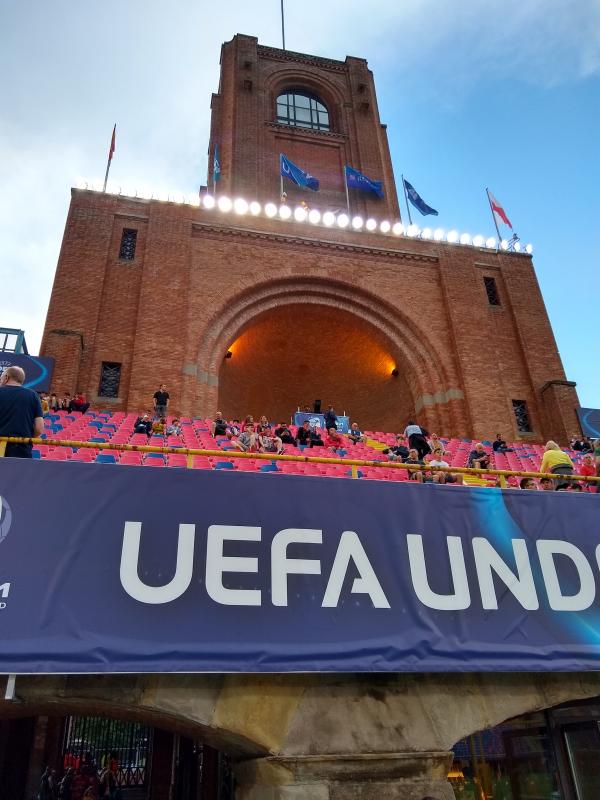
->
[324, 405, 338, 431]
[153, 383, 170, 419]
[0, 366, 44, 458]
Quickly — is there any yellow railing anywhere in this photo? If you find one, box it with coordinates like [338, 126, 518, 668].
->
[0, 436, 598, 489]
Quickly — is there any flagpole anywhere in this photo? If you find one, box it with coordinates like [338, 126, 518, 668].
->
[485, 187, 502, 245]
[401, 174, 412, 226]
[103, 124, 116, 193]
[343, 167, 350, 215]
[280, 154, 284, 202]
[280, 0, 286, 50]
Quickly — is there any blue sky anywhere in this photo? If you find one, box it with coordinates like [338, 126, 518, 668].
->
[1, 0, 598, 406]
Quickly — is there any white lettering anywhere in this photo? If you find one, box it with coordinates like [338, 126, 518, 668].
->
[473, 538, 539, 610]
[271, 528, 322, 606]
[322, 531, 390, 608]
[537, 540, 595, 611]
[120, 522, 194, 604]
[407, 534, 470, 610]
[206, 525, 261, 606]
[0, 583, 10, 599]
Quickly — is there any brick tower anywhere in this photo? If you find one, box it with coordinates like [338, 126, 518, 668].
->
[41, 34, 580, 443]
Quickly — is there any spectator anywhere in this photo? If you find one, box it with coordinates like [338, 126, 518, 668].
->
[59, 767, 75, 800]
[325, 427, 345, 450]
[324, 405, 338, 431]
[259, 430, 284, 455]
[403, 420, 431, 460]
[226, 419, 241, 439]
[428, 433, 443, 453]
[275, 422, 296, 445]
[167, 418, 182, 436]
[309, 427, 324, 447]
[578, 454, 596, 490]
[133, 412, 153, 436]
[539, 477, 554, 491]
[39, 767, 53, 800]
[152, 416, 166, 435]
[427, 448, 463, 485]
[211, 411, 228, 436]
[49, 392, 60, 411]
[581, 436, 593, 454]
[296, 421, 312, 447]
[468, 443, 490, 471]
[404, 448, 424, 482]
[40, 393, 50, 414]
[570, 482, 584, 492]
[98, 752, 118, 799]
[384, 434, 410, 462]
[258, 415, 272, 431]
[242, 415, 255, 431]
[153, 383, 170, 418]
[0, 366, 44, 458]
[60, 393, 71, 410]
[493, 434, 514, 453]
[69, 391, 90, 414]
[570, 437, 584, 452]
[519, 478, 537, 490]
[234, 424, 259, 453]
[540, 441, 574, 489]
[347, 423, 365, 444]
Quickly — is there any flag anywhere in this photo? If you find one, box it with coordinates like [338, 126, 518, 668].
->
[213, 144, 221, 183]
[108, 125, 116, 162]
[487, 189, 512, 229]
[280, 154, 319, 191]
[345, 166, 384, 199]
[403, 178, 438, 216]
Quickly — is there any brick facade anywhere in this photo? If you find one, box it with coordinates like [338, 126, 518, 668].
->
[40, 36, 579, 442]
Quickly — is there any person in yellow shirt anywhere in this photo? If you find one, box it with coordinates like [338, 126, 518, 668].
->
[539, 441, 574, 490]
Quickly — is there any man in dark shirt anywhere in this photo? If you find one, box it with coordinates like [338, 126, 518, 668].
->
[324, 406, 338, 432]
[153, 384, 170, 418]
[385, 434, 410, 462]
[275, 423, 296, 445]
[492, 434, 514, 453]
[133, 412, 153, 436]
[296, 421, 312, 447]
[0, 366, 44, 458]
[468, 443, 490, 470]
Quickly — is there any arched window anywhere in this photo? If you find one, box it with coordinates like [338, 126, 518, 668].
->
[276, 90, 330, 131]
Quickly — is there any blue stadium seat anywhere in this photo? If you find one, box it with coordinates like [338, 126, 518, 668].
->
[215, 461, 235, 470]
[96, 454, 116, 464]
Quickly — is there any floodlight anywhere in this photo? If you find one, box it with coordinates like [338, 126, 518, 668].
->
[447, 230, 459, 243]
[407, 224, 420, 237]
[294, 206, 308, 222]
[459, 233, 471, 245]
[392, 222, 404, 236]
[265, 203, 278, 218]
[421, 227, 433, 240]
[513, 241, 522, 252]
[279, 205, 292, 219]
[472, 235, 485, 247]
[434, 228, 445, 241]
[233, 198, 248, 215]
[525, 243, 533, 254]
[202, 194, 216, 209]
[323, 211, 336, 226]
[337, 213, 350, 228]
[249, 201, 261, 216]
[485, 237, 497, 249]
[352, 216, 364, 229]
[380, 220, 391, 233]
[366, 218, 377, 231]
[500, 239, 509, 250]
[308, 209, 321, 224]
[217, 196, 232, 212]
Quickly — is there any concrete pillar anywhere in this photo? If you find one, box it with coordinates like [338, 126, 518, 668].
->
[234, 751, 455, 800]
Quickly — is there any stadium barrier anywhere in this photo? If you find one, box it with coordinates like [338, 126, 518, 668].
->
[1, 436, 598, 488]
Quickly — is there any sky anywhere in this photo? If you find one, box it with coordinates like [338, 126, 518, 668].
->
[1, 0, 599, 406]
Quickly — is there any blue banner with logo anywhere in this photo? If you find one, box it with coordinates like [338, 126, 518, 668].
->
[0, 458, 599, 674]
[0, 354, 54, 392]
[293, 413, 350, 433]
[576, 407, 600, 439]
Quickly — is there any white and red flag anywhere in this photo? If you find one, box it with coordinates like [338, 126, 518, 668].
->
[487, 189, 512, 229]
[108, 124, 116, 162]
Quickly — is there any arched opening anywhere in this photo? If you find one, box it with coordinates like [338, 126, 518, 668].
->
[449, 697, 600, 800]
[217, 303, 415, 430]
[275, 89, 330, 131]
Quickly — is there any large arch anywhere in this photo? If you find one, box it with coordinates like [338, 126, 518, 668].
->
[194, 276, 463, 433]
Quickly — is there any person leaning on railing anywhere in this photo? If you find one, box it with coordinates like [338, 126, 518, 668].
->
[539, 441, 574, 490]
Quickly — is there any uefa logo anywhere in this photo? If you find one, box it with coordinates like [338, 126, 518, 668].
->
[0, 496, 12, 544]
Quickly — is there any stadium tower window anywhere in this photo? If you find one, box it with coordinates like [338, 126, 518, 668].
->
[512, 399, 532, 433]
[276, 90, 330, 131]
[119, 228, 137, 261]
[98, 362, 122, 398]
[484, 276, 501, 306]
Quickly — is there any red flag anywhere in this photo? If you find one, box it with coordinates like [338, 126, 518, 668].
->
[108, 124, 116, 162]
[487, 189, 512, 229]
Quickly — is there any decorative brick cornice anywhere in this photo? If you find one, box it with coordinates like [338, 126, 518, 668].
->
[266, 121, 347, 141]
[191, 222, 438, 264]
[257, 45, 346, 72]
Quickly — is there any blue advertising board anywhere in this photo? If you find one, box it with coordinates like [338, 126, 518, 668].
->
[293, 412, 350, 433]
[0, 354, 55, 392]
[576, 407, 600, 439]
[0, 458, 599, 674]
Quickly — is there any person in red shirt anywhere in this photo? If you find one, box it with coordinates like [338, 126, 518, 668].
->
[579, 454, 596, 491]
[325, 427, 344, 450]
[69, 392, 90, 414]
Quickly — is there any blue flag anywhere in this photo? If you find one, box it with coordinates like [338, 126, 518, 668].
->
[213, 144, 221, 183]
[345, 166, 384, 199]
[403, 178, 438, 216]
[280, 154, 319, 192]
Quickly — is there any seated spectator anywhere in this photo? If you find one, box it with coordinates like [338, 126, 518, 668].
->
[275, 422, 296, 445]
[211, 411, 228, 437]
[539, 477, 553, 491]
[570, 437, 584, 452]
[578, 454, 596, 490]
[40, 393, 50, 414]
[309, 427, 324, 447]
[226, 419, 241, 439]
[426, 448, 463, 485]
[325, 427, 345, 449]
[493, 434, 514, 453]
[404, 448, 424, 482]
[519, 478, 537, 490]
[233, 424, 259, 453]
[581, 436, 593, 454]
[167, 418, 182, 436]
[468, 443, 490, 471]
[428, 433, 443, 453]
[134, 412, 153, 436]
[570, 482, 584, 492]
[242, 415, 255, 431]
[403, 420, 431, 460]
[69, 391, 90, 414]
[258, 415, 272, 431]
[296, 421, 312, 447]
[540, 440, 574, 489]
[384, 434, 409, 462]
[259, 430, 284, 455]
[347, 423, 365, 445]
[60, 393, 71, 410]
[152, 417, 166, 434]
[49, 393, 60, 411]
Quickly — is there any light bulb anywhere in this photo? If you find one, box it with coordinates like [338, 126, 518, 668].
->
[233, 198, 248, 215]
[217, 196, 232, 212]
[352, 216, 364, 229]
[323, 211, 335, 226]
[366, 218, 377, 231]
[264, 203, 278, 218]
[337, 213, 349, 228]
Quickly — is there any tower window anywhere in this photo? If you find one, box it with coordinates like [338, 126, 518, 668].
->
[483, 276, 500, 306]
[512, 399, 532, 433]
[276, 91, 330, 131]
[119, 228, 137, 261]
[98, 362, 122, 398]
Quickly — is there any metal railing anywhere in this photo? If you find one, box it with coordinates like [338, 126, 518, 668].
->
[1, 436, 598, 489]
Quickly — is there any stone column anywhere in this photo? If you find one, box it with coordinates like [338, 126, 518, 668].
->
[234, 751, 456, 800]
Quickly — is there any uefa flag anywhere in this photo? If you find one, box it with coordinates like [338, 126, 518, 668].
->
[280, 154, 319, 191]
[345, 166, 384, 199]
[403, 178, 438, 217]
[213, 144, 221, 183]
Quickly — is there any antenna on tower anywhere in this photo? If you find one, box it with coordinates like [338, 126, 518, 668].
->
[280, 0, 286, 50]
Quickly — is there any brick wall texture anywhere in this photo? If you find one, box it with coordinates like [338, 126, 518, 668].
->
[40, 36, 579, 443]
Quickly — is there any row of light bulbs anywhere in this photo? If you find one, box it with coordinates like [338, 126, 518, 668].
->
[79, 182, 533, 254]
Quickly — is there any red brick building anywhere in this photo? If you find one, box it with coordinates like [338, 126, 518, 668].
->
[41, 34, 579, 442]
